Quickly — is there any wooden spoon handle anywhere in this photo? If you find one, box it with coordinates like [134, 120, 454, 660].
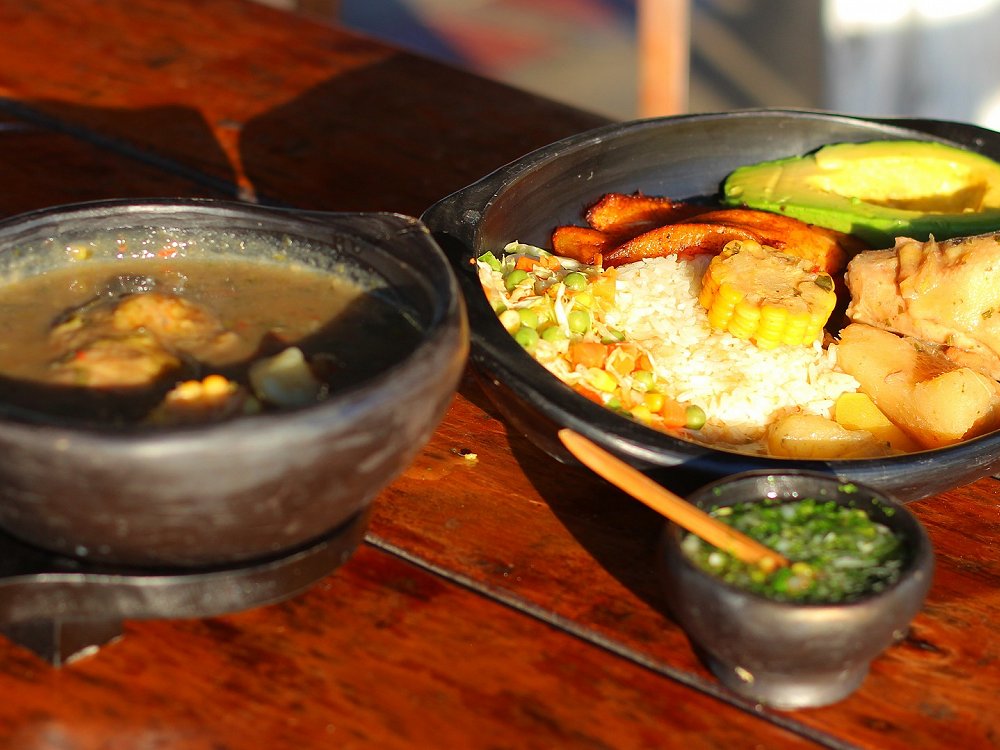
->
[558, 429, 788, 570]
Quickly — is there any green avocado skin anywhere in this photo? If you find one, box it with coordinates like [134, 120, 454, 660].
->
[721, 140, 1000, 249]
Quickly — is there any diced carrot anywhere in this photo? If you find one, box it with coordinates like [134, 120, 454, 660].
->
[539, 253, 563, 270]
[605, 344, 638, 376]
[659, 397, 689, 428]
[636, 352, 654, 371]
[514, 256, 539, 272]
[590, 268, 616, 302]
[568, 341, 609, 369]
[573, 383, 605, 405]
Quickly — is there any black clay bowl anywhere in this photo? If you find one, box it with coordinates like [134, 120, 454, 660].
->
[421, 109, 1000, 501]
[0, 199, 467, 567]
[659, 471, 934, 709]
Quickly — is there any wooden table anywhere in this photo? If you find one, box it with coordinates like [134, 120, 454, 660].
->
[0, 1, 996, 747]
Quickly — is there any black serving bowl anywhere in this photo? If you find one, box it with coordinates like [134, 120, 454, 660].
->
[421, 109, 1000, 501]
[659, 471, 934, 709]
[0, 199, 467, 567]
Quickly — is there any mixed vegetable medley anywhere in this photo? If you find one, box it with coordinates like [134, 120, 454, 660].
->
[478, 242, 707, 432]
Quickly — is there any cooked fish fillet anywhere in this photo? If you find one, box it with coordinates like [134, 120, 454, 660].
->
[845, 232, 1000, 381]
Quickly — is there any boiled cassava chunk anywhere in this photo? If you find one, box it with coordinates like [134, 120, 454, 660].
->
[765, 413, 894, 458]
[835, 323, 1000, 449]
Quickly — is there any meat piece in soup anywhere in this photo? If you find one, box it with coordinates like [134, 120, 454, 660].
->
[0, 256, 421, 425]
[49, 291, 241, 388]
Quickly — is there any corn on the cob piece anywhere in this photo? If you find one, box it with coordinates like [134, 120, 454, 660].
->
[699, 240, 837, 349]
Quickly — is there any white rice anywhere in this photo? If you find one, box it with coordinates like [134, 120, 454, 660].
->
[605, 255, 860, 446]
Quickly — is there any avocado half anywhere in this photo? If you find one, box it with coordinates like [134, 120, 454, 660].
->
[722, 140, 1000, 248]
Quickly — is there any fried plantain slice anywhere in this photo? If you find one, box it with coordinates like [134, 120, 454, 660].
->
[603, 222, 761, 267]
[551, 225, 612, 265]
[585, 192, 711, 235]
[602, 208, 862, 272]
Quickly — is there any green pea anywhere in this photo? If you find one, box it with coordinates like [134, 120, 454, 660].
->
[504, 269, 529, 291]
[541, 325, 567, 342]
[563, 271, 588, 291]
[685, 404, 707, 430]
[567, 309, 590, 334]
[514, 326, 539, 349]
[632, 369, 656, 392]
[517, 308, 540, 329]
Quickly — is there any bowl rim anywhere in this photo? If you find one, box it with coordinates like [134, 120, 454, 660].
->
[0, 197, 469, 443]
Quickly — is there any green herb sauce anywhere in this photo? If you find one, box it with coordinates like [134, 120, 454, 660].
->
[680, 497, 906, 603]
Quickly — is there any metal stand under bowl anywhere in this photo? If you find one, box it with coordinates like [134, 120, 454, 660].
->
[0, 509, 370, 666]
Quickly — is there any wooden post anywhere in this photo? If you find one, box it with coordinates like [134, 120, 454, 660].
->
[638, 0, 690, 117]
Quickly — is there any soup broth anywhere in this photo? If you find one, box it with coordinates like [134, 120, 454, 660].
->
[0, 255, 422, 425]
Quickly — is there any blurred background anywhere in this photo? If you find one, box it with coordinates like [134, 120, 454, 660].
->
[257, 0, 1000, 130]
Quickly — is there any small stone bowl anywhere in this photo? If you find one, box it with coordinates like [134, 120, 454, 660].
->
[658, 470, 934, 709]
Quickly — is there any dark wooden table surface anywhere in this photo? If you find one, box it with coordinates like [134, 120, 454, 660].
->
[0, 1, 997, 748]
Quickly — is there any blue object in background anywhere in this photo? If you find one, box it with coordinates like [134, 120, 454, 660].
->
[339, 0, 468, 66]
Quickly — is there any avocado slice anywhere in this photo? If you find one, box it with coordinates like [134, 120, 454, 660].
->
[722, 140, 1000, 247]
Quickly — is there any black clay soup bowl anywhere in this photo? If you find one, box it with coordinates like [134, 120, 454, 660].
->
[421, 109, 1000, 501]
[659, 470, 934, 709]
[0, 199, 467, 567]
